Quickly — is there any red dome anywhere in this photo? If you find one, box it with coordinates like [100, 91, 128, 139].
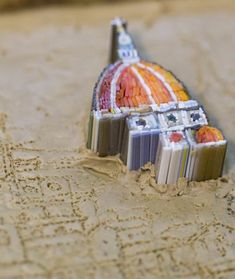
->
[196, 126, 224, 143]
[95, 61, 190, 112]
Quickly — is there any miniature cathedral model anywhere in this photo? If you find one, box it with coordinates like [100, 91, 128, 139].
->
[87, 18, 227, 184]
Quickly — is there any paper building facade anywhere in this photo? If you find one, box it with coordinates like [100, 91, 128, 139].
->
[87, 18, 227, 184]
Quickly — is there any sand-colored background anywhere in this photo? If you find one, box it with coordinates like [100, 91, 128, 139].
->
[0, 0, 142, 11]
[0, 0, 235, 278]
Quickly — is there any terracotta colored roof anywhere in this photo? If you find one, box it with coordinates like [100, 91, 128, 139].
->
[196, 126, 224, 143]
[96, 60, 190, 111]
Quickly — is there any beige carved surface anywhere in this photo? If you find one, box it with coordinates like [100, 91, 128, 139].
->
[0, 1, 235, 278]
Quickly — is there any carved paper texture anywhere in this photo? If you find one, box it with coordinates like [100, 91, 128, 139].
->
[0, 1, 235, 278]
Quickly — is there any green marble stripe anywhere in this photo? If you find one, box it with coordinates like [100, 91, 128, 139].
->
[87, 112, 93, 149]
[179, 146, 189, 178]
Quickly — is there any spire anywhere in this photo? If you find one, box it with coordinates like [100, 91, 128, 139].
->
[109, 17, 140, 64]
